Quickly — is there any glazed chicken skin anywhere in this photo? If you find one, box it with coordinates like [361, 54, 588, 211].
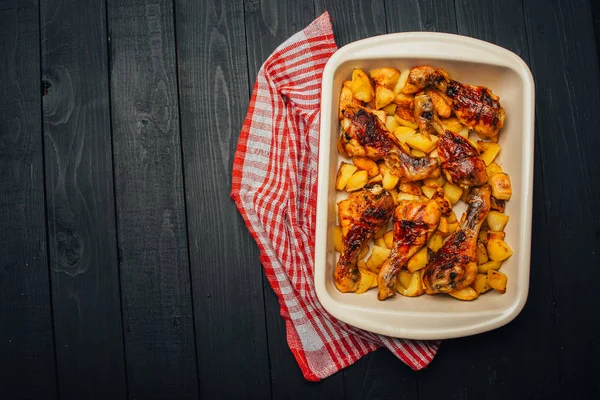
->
[377, 200, 442, 300]
[438, 130, 487, 187]
[422, 185, 491, 294]
[445, 80, 506, 141]
[402, 66, 505, 140]
[413, 93, 444, 136]
[335, 186, 395, 293]
[339, 106, 440, 181]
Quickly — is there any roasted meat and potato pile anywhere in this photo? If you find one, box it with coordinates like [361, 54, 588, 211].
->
[332, 65, 513, 301]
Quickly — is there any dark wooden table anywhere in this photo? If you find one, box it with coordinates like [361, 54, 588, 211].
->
[2, 0, 600, 399]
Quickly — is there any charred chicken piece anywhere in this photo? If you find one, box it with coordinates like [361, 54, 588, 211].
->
[413, 92, 444, 136]
[438, 130, 487, 187]
[422, 185, 492, 294]
[377, 200, 442, 300]
[335, 186, 395, 293]
[445, 80, 506, 141]
[401, 66, 450, 94]
[402, 66, 506, 140]
[339, 106, 440, 181]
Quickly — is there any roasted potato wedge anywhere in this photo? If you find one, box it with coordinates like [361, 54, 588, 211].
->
[394, 106, 419, 129]
[449, 286, 479, 301]
[335, 162, 358, 190]
[488, 270, 508, 294]
[351, 68, 374, 102]
[352, 156, 379, 178]
[375, 84, 396, 109]
[333, 226, 343, 253]
[487, 211, 509, 232]
[487, 238, 513, 261]
[370, 67, 401, 90]
[345, 170, 369, 192]
[489, 172, 512, 200]
[407, 246, 428, 273]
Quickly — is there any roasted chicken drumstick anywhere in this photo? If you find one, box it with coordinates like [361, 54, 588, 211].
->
[438, 130, 487, 187]
[377, 200, 442, 300]
[335, 186, 395, 293]
[339, 106, 440, 181]
[402, 66, 505, 140]
[422, 185, 492, 294]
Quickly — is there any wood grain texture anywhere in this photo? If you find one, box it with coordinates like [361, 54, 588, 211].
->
[106, 0, 199, 398]
[0, 1, 58, 398]
[593, 0, 600, 62]
[385, 0, 457, 34]
[174, 0, 272, 397]
[40, 0, 127, 398]
[414, 1, 562, 399]
[522, 0, 600, 397]
[243, 0, 346, 396]
[314, 0, 387, 46]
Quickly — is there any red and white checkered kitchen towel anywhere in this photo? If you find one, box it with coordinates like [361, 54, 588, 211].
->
[231, 11, 439, 381]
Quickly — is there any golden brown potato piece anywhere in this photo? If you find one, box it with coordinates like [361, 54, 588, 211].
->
[487, 231, 506, 242]
[375, 84, 396, 109]
[487, 211, 509, 231]
[449, 286, 479, 301]
[398, 182, 422, 196]
[339, 86, 361, 120]
[407, 246, 428, 273]
[477, 242, 489, 264]
[442, 182, 463, 205]
[356, 268, 377, 294]
[489, 172, 512, 200]
[370, 68, 401, 90]
[345, 170, 369, 192]
[439, 117, 463, 134]
[396, 270, 425, 297]
[351, 69, 374, 102]
[393, 69, 410, 94]
[406, 133, 439, 153]
[480, 142, 501, 165]
[477, 260, 503, 274]
[335, 162, 358, 190]
[472, 274, 491, 294]
[487, 238, 513, 261]
[352, 157, 379, 178]
[488, 270, 508, 293]
[383, 230, 394, 249]
[393, 93, 414, 108]
[385, 115, 400, 132]
[394, 106, 419, 129]
[333, 226, 343, 253]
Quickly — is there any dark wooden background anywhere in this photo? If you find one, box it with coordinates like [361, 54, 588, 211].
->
[1, 0, 599, 398]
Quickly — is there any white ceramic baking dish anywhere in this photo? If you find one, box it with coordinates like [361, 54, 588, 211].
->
[315, 32, 535, 340]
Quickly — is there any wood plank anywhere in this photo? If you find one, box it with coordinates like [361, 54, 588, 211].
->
[592, 0, 600, 62]
[106, 0, 199, 398]
[385, 0, 457, 34]
[39, 0, 127, 398]
[0, 1, 58, 398]
[244, 0, 346, 395]
[414, 1, 563, 399]
[522, 0, 600, 397]
[174, 0, 272, 397]
[315, 0, 387, 46]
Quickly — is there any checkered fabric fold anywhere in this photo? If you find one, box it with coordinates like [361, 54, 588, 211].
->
[231, 11, 439, 381]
